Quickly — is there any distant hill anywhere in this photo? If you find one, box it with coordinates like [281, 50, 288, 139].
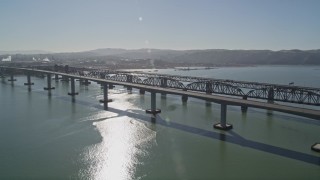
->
[1, 48, 320, 65]
[168, 49, 320, 65]
[84, 48, 320, 65]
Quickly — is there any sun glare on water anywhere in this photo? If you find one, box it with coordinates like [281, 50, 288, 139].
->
[80, 92, 156, 180]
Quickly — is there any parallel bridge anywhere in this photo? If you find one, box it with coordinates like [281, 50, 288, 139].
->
[27, 65, 320, 106]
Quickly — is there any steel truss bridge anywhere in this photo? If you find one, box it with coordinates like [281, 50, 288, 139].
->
[1, 65, 320, 106]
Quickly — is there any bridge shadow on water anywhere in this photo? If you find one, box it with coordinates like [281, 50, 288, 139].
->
[27, 90, 320, 166]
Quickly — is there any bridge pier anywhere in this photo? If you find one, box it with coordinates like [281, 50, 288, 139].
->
[54, 64, 59, 81]
[268, 88, 274, 101]
[54, 74, 61, 82]
[0, 69, 5, 78]
[0, 67, 4, 77]
[213, 103, 233, 130]
[146, 91, 161, 115]
[182, 94, 188, 103]
[126, 75, 133, 93]
[99, 83, 112, 110]
[36, 72, 45, 78]
[68, 77, 79, 96]
[206, 82, 212, 94]
[82, 79, 91, 86]
[8, 74, 16, 82]
[127, 86, 133, 94]
[161, 78, 167, 97]
[24, 72, 34, 91]
[205, 82, 212, 106]
[1, 75, 5, 83]
[61, 75, 69, 82]
[76, 79, 83, 83]
[241, 95, 248, 112]
[109, 83, 114, 89]
[139, 89, 145, 94]
[44, 74, 55, 90]
[77, 78, 90, 86]
[80, 79, 91, 86]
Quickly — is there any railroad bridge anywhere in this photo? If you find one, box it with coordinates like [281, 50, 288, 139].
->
[1, 65, 320, 152]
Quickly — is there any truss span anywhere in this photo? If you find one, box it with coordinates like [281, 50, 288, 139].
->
[29, 65, 320, 106]
[142, 77, 185, 89]
[186, 81, 245, 96]
[106, 74, 143, 84]
[247, 87, 320, 105]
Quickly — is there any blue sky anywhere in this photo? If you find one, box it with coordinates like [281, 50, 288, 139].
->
[0, 0, 319, 52]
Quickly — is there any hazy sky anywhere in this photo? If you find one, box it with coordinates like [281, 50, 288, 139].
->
[1, 0, 319, 52]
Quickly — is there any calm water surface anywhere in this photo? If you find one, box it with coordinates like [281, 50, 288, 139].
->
[0, 66, 320, 179]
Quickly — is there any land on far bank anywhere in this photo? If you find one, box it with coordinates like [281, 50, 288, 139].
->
[1, 48, 320, 69]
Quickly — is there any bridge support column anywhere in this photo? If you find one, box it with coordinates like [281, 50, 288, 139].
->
[206, 101, 212, 107]
[99, 83, 112, 110]
[68, 77, 79, 96]
[0, 68, 5, 78]
[1, 75, 5, 83]
[80, 79, 91, 86]
[213, 103, 233, 130]
[54, 64, 59, 81]
[139, 89, 145, 94]
[161, 78, 167, 97]
[268, 88, 274, 101]
[54, 74, 60, 81]
[77, 79, 83, 83]
[126, 75, 133, 93]
[44, 74, 55, 90]
[24, 73, 34, 91]
[8, 74, 16, 82]
[241, 95, 248, 112]
[206, 82, 212, 94]
[109, 83, 114, 89]
[37, 72, 45, 78]
[85, 79, 91, 85]
[127, 86, 132, 94]
[146, 91, 161, 115]
[182, 94, 188, 103]
[61, 76, 69, 82]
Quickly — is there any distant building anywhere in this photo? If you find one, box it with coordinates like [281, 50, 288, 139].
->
[1, 56, 11, 62]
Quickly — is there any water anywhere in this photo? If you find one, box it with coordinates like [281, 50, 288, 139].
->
[0, 66, 320, 179]
[131, 65, 320, 88]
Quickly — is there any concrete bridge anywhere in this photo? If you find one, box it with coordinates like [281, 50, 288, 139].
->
[1, 66, 320, 152]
